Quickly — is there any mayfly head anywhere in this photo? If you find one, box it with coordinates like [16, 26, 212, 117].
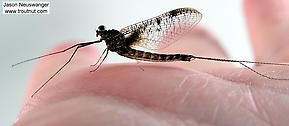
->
[96, 25, 106, 37]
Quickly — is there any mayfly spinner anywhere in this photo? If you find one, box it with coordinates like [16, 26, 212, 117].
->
[12, 8, 289, 97]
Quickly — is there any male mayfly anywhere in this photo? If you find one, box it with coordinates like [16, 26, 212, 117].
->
[12, 8, 289, 97]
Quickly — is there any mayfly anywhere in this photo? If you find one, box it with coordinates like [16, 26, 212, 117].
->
[12, 8, 289, 97]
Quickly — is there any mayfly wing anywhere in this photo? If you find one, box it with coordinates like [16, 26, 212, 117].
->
[120, 8, 202, 50]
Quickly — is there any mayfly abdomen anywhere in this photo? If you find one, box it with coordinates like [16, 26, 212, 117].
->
[118, 47, 194, 62]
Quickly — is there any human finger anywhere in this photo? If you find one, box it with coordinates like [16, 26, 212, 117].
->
[244, 0, 289, 62]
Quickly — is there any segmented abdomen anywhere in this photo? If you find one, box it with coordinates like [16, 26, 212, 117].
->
[117, 47, 193, 62]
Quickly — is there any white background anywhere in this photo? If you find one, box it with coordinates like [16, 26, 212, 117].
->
[0, 0, 251, 125]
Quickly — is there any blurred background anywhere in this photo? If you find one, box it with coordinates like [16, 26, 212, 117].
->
[0, 0, 251, 125]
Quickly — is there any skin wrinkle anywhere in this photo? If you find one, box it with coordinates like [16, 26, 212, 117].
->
[225, 87, 272, 126]
[175, 77, 237, 125]
[251, 81, 289, 126]
[246, 85, 258, 113]
[177, 73, 213, 105]
[170, 73, 230, 125]
[240, 100, 271, 126]
[199, 77, 209, 89]
[235, 67, 246, 79]
[180, 82, 194, 104]
[211, 104, 219, 125]
[231, 85, 271, 125]
[244, 110, 271, 126]
[159, 66, 257, 126]
[204, 67, 251, 85]
[256, 91, 281, 126]
[252, 79, 289, 96]
[176, 74, 191, 104]
[177, 74, 191, 88]
[238, 85, 273, 126]
[223, 87, 244, 114]
[245, 86, 273, 125]
[268, 92, 289, 125]
[176, 73, 260, 125]
[210, 66, 289, 97]
[235, 89, 244, 112]
[262, 108, 273, 126]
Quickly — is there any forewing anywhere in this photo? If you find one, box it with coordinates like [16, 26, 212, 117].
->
[120, 8, 202, 50]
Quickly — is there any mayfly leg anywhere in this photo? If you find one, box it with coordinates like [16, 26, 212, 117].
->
[91, 48, 108, 66]
[90, 48, 109, 72]
[12, 44, 79, 67]
[31, 46, 80, 97]
[13, 41, 102, 97]
[12, 41, 101, 67]
[136, 60, 145, 71]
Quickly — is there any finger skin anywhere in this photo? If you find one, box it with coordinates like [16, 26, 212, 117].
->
[244, 0, 289, 62]
[15, 64, 289, 126]
[15, 43, 289, 126]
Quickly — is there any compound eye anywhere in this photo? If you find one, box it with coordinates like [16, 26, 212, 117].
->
[96, 31, 99, 37]
[98, 25, 105, 31]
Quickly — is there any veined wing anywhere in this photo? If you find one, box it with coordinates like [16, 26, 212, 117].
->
[120, 8, 202, 50]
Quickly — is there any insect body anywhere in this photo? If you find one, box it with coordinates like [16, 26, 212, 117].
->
[12, 8, 289, 97]
[98, 25, 193, 63]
